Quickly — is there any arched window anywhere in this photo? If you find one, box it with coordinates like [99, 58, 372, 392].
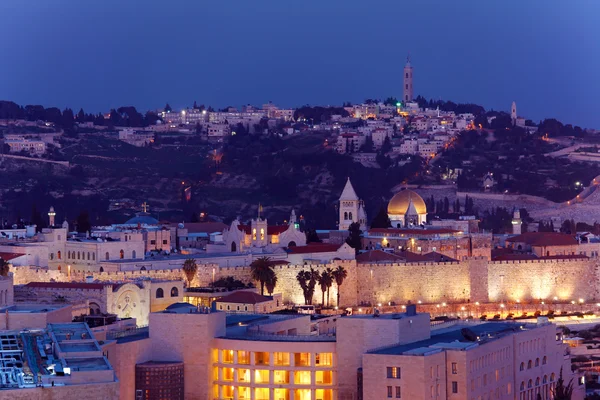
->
[344, 212, 348, 220]
[519, 362, 525, 371]
[77, 251, 80, 260]
[50, 253, 54, 260]
[156, 288, 164, 298]
[67, 251, 70, 259]
[535, 358, 539, 367]
[527, 380, 532, 388]
[542, 356, 547, 365]
[119, 249, 124, 259]
[57, 251, 61, 260]
[527, 360, 532, 369]
[227, 305, 230, 310]
[520, 382, 525, 391]
[105, 252, 109, 260]
[231, 242, 237, 252]
[550, 373, 555, 382]
[349, 212, 353, 220]
[170, 287, 179, 297]
[99, 267, 104, 273]
[132, 250, 136, 259]
[92, 253, 95, 261]
[535, 378, 540, 386]
[543, 376, 547, 384]
[87, 252, 90, 260]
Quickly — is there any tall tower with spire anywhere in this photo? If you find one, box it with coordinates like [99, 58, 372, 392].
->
[403, 54, 413, 103]
[338, 178, 367, 231]
[511, 101, 517, 125]
[48, 206, 56, 227]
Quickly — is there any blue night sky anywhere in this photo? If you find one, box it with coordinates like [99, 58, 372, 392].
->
[0, 1, 598, 128]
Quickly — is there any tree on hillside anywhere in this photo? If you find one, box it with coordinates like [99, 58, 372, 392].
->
[76, 211, 91, 234]
[250, 257, 275, 295]
[552, 368, 574, 400]
[0, 258, 9, 277]
[332, 265, 348, 307]
[345, 222, 362, 253]
[370, 207, 391, 229]
[182, 259, 198, 287]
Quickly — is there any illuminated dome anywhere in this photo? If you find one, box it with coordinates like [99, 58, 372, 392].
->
[387, 190, 427, 216]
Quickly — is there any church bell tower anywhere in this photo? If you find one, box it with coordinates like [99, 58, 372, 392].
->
[403, 55, 413, 103]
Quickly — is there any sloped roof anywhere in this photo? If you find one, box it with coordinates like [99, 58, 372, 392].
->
[339, 178, 359, 201]
[0, 252, 25, 261]
[506, 232, 577, 247]
[356, 250, 404, 263]
[217, 291, 272, 305]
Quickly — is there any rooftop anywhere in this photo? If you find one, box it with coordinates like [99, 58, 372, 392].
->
[371, 322, 534, 355]
[506, 232, 578, 247]
[217, 291, 273, 305]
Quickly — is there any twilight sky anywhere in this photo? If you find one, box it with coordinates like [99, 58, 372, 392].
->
[0, 1, 598, 128]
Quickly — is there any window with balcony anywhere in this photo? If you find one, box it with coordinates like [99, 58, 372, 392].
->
[221, 385, 234, 399]
[294, 371, 311, 385]
[274, 352, 290, 366]
[294, 389, 311, 400]
[274, 370, 290, 384]
[255, 369, 270, 384]
[238, 369, 251, 383]
[274, 388, 290, 400]
[295, 353, 311, 366]
[316, 353, 333, 366]
[255, 352, 270, 365]
[316, 370, 332, 385]
[238, 386, 251, 400]
[238, 350, 250, 364]
[222, 367, 234, 381]
[315, 389, 333, 400]
[222, 350, 234, 364]
[255, 388, 270, 400]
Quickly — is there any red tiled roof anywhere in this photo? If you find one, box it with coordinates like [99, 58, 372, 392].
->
[506, 232, 577, 247]
[237, 225, 289, 235]
[25, 282, 108, 290]
[356, 250, 404, 263]
[0, 252, 24, 261]
[216, 291, 272, 304]
[286, 244, 341, 254]
[368, 228, 459, 235]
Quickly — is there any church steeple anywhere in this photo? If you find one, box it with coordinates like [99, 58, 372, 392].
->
[403, 53, 414, 103]
[338, 178, 367, 230]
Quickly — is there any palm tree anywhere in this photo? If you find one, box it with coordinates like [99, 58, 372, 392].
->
[324, 267, 334, 307]
[182, 258, 198, 287]
[552, 367, 574, 400]
[0, 258, 9, 277]
[250, 257, 274, 295]
[296, 271, 309, 305]
[318, 271, 327, 306]
[331, 265, 348, 307]
[265, 269, 278, 295]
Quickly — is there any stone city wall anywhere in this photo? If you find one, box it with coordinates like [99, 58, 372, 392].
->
[12, 257, 600, 307]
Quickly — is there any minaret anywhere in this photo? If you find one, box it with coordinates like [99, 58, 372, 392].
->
[403, 55, 414, 103]
[48, 206, 56, 227]
[338, 178, 360, 231]
[511, 101, 517, 125]
[512, 210, 522, 235]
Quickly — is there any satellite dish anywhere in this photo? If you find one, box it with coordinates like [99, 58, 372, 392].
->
[461, 328, 478, 342]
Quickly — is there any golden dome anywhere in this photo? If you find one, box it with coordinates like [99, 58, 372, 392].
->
[387, 190, 427, 215]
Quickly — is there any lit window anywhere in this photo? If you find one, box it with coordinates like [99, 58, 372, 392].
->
[452, 362, 457, 374]
[238, 369, 250, 382]
[255, 352, 269, 365]
[294, 371, 311, 385]
[387, 367, 401, 379]
[316, 370, 332, 385]
[237, 351, 250, 364]
[295, 353, 311, 366]
[274, 352, 290, 366]
[274, 370, 290, 384]
[222, 350, 234, 364]
[254, 369, 270, 384]
[316, 353, 333, 366]
[222, 367, 234, 381]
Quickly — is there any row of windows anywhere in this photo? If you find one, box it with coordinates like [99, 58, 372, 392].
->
[220, 350, 333, 367]
[386, 385, 401, 398]
[217, 368, 332, 385]
[55, 249, 137, 262]
[215, 386, 333, 400]
[520, 374, 555, 390]
[519, 357, 547, 371]
[156, 287, 179, 298]
[469, 347, 511, 372]
[470, 367, 509, 391]
[519, 338, 545, 354]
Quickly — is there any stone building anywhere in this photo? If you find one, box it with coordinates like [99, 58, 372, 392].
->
[338, 178, 367, 231]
